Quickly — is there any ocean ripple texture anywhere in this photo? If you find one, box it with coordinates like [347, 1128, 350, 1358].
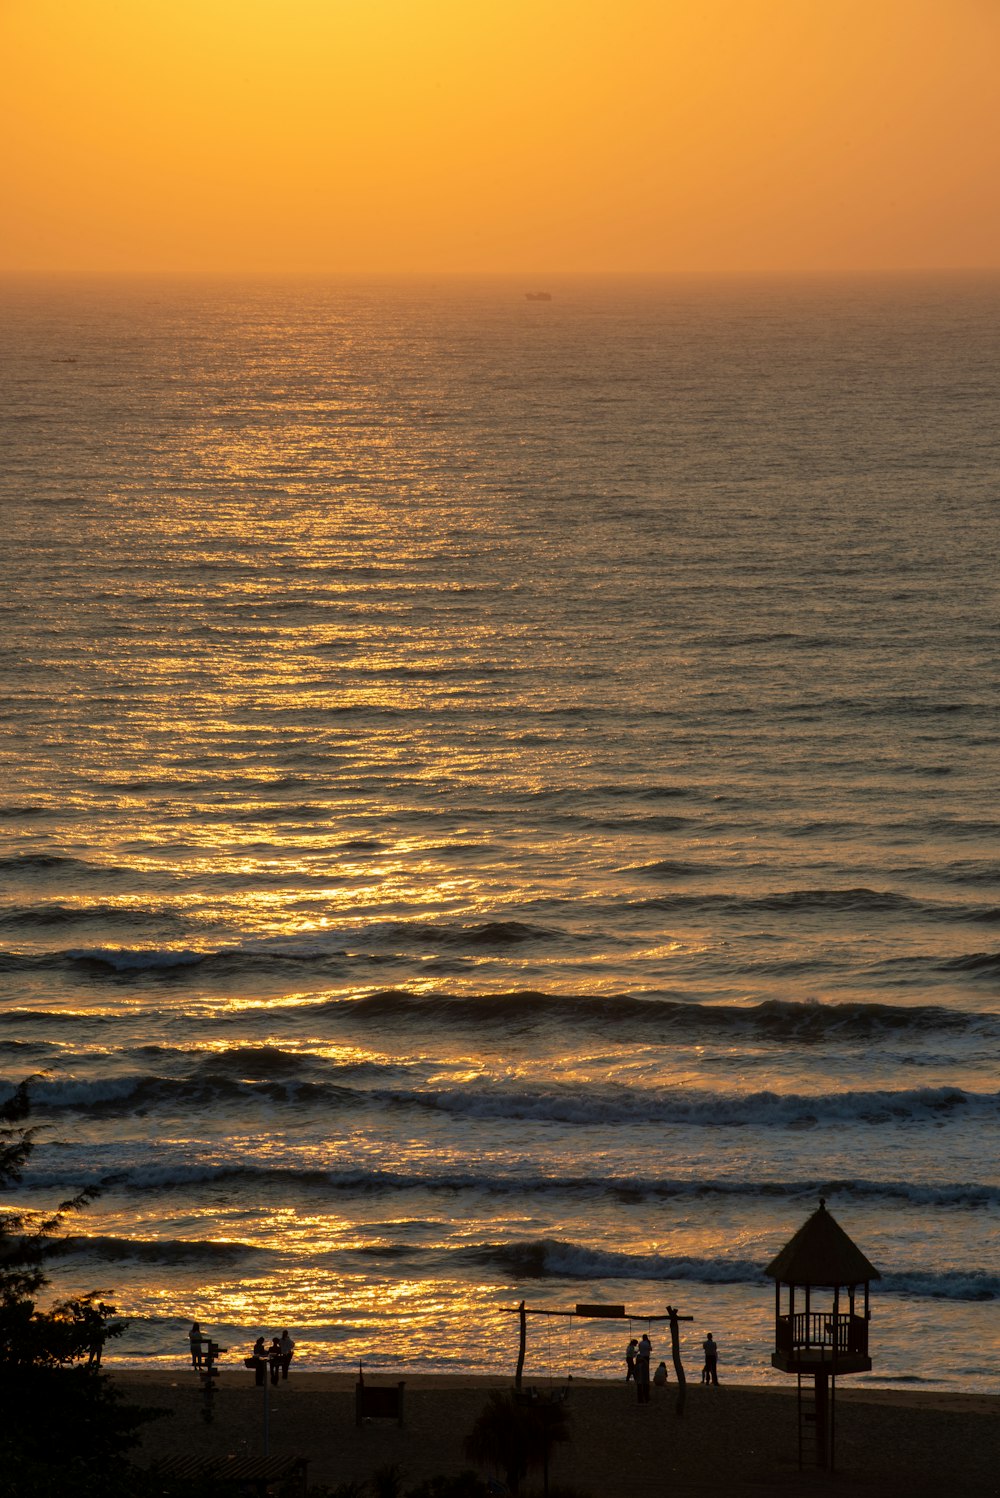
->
[1, 275, 998, 1391]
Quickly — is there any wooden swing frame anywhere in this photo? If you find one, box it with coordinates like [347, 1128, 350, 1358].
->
[500, 1301, 694, 1411]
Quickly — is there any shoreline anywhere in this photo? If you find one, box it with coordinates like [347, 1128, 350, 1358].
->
[111, 1372, 994, 1402]
[115, 1366, 998, 1409]
[119, 1370, 1000, 1496]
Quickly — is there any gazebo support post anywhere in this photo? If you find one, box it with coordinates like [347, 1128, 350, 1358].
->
[515, 1301, 526, 1393]
[814, 1372, 829, 1470]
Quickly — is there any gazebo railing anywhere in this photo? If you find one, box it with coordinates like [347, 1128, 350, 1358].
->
[776, 1311, 868, 1357]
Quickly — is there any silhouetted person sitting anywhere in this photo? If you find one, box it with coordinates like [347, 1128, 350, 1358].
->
[653, 1360, 668, 1387]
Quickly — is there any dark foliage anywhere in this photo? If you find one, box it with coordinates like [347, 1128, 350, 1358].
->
[371, 1465, 405, 1498]
[464, 1390, 569, 1496]
[0, 1080, 165, 1496]
[404, 1473, 490, 1498]
[309, 1475, 489, 1498]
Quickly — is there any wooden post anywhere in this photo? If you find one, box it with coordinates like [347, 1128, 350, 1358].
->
[515, 1300, 526, 1393]
[199, 1338, 225, 1426]
[830, 1371, 836, 1475]
[665, 1306, 690, 1417]
[814, 1372, 829, 1469]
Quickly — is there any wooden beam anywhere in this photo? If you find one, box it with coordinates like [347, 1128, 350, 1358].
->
[500, 1307, 674, 1321]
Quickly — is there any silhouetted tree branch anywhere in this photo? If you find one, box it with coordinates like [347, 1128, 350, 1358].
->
[0, 1080, 163, 1495]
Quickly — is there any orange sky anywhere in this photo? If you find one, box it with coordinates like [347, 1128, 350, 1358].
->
[2, 0, 998, 275]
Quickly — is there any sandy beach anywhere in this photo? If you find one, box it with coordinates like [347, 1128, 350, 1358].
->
[121, 1369, 1000, 1497]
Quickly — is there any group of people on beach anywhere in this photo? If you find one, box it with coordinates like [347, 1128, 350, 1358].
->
[249, 1331, 296, 1386]
[190, 1321, 720, 1392]
[625, 1332, 719, 1398]
[188, 1322, 296, 1387]
[625, 1333, 656, 1402]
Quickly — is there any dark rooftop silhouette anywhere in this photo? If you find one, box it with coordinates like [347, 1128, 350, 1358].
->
[765, 1198, 881, 1287]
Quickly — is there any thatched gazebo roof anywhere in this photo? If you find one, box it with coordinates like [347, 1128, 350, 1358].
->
[765, 1199, 880, 1287]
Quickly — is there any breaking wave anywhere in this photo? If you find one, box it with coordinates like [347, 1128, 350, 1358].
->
[383, 1083, 1000, 1129]
[332, 990, 997, 1041]
[50, 1234, 265, 1265]
[13, 1074, 998, 1128]
[44, 1161, 1000, 1212]
[636, 887, 922, 914]
[0, 922, 559, 976]
[0, 854, 130, 878]
[454, 1240, 1000, 1300]
[46, 1234, 999, 1299]
[0, 904, 185, 930]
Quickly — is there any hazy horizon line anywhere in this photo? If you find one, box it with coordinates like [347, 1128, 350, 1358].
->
[2, 264, 998, 285]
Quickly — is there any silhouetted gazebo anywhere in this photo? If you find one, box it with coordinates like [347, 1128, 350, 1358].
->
[765, 1198, 880, 1469]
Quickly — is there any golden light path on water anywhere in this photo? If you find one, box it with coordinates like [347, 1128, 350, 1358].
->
[3, 277, 997, 1385]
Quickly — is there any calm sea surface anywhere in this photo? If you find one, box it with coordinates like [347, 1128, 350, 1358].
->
[1, 275, 997, 1390]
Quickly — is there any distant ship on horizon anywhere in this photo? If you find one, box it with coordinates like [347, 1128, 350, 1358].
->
[525, 291, 553, 301]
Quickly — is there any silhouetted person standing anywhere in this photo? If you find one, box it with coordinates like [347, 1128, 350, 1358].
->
[189, 1322, 203, 1369]
[278, 1329, 296, 1379]
[703, 1332, 719, 1385]
[625, 1337, 638, 1382]
[636, 1332, 652, 1403]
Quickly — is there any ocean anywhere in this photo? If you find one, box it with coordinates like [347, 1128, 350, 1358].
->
[1, 273, 997, 1391]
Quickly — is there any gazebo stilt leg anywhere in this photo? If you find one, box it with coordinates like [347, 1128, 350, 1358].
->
[814, 1373, 829, 1469]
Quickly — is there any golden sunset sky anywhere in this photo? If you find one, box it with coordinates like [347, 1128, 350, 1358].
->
[2, 0, 998, 275]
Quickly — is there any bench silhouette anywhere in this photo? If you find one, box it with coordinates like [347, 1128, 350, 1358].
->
[355, 1364, 405, 1427]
